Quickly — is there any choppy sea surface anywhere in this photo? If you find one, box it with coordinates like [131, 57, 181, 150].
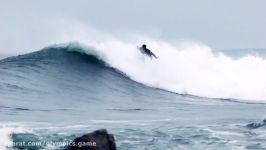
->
[1, 43, 266, 150]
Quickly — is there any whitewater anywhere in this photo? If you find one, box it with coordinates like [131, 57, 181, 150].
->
[53, 36, 266, 102]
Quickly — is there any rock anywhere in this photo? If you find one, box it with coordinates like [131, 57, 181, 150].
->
[67, 129, 117, 150]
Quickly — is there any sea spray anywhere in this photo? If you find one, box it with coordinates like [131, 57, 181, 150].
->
[58, 38, 266, 102]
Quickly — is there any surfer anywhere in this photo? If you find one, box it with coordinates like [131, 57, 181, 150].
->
[139, 44, 158, 59]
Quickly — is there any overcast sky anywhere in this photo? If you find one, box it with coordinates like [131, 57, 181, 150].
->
[0, 0, 265, 54]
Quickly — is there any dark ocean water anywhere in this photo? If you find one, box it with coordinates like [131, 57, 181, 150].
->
[0, 45, 266, 150]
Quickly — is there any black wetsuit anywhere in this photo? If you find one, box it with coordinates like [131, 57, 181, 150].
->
[139, 46, 158, 59]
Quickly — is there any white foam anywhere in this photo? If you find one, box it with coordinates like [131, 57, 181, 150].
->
[55, 30, 266, 103]
[0, 123, 26, 150]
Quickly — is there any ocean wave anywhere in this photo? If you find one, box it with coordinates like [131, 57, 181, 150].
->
[2, 41, 266, 102]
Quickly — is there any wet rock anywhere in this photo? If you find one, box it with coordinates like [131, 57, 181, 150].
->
[67, 129, 116, 150]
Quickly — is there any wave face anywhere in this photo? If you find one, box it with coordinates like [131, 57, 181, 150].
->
[2, 41, 266, 102]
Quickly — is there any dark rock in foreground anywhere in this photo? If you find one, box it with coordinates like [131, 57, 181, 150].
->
[67, 129, 117, 150]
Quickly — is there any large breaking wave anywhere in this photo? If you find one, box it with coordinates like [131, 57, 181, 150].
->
[52, 39, 266, 102]
[2, 38, 266, 102]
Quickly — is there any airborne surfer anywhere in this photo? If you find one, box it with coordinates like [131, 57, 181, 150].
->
[139, 44, 158, 59]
